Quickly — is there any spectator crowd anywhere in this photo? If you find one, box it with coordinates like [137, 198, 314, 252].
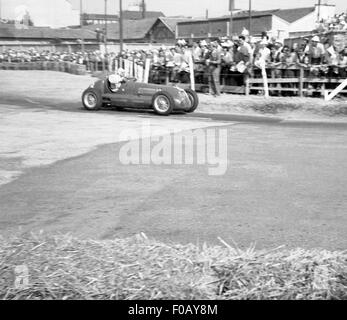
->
[315, 12, 347, 32]
[1, 31, 347, 96]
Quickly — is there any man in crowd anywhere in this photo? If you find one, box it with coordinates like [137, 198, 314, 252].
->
[306, 36, 325, 65]
[207, 41, 222, 96]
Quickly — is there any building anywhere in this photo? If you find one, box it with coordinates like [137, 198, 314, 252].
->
[176, 4, 336, 41]
[80, 11, 165, 26]
[0, 24, 96, 52]
[0, 15, 187, 53]
[82, 17, 185, 52]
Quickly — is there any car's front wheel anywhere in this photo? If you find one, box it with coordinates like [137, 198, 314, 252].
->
[185, 89, 199, 113]
[152, 91, 174, 116]
[82, 89, 102, 111]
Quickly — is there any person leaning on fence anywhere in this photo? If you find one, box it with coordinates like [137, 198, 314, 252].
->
[177, 45, 191, 84]
[307, 36, 325, 66]
[192, 42, 204, 84]
[221, 40, 234, 86]
[280, 45, 299, 96]
[230, 36, 251, 86]
[172, 45, 183, 82]
[338, 47, 347, 78]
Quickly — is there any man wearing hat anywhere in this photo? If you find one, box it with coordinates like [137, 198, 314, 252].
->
[307, 36, 325, 65]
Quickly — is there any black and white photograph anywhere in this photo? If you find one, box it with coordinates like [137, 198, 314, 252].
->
[0, 0, 346, 304]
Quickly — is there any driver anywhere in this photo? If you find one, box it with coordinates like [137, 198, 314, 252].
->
[109, 68, 126, 92]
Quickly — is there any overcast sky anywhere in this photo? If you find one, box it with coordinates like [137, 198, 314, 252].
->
[2, 0, 346, 20]
[69, 0, 346, 17]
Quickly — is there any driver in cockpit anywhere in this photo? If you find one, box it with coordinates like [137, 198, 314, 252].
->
[108, 68, 126, 92]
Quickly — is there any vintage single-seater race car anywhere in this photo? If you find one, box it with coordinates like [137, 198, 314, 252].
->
[82, 76, 199, 116]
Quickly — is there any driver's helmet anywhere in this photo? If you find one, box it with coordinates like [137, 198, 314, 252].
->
[117, 68, 126, 77]
[109, 74, 122, 84]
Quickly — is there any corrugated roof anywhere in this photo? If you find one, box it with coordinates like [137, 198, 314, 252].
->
[158, 18, 190, 32]
[83, 18, 159, 40]
[0, 25, 96, 40]
[217, 6, 315, 23]
[82, 11, 164, 21]
[274, 7, 315, 23]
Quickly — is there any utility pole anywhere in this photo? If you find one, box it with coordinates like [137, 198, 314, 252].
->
[141, 0, 146, 19]
[104, 0, 108, 53]
[119, 0, 124, 52]
[317, 0, 322, 23]
[80, 0, 85, 54]
[249, 0, 252, 36]
[229, 0, 234, 38]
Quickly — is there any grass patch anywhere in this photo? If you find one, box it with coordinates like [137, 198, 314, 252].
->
[0, 233, 346, 300]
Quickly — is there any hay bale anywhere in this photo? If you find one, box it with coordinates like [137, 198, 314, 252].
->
[0, 234, 345, 300]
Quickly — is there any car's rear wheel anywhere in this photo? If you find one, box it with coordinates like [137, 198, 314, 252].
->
[152, 91, 174, 116]
[82, 89, 102, 111]
[185, 89, 199, 113]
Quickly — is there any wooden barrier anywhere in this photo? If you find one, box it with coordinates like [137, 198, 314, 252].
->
[246, 66, 347, 98]
[0, 62, 87, 75]
[325, 78, 347, 101]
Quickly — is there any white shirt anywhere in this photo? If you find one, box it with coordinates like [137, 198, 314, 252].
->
[259, 47, 271, 63]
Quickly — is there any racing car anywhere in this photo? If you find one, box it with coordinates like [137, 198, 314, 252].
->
[82, 76, 199, 116]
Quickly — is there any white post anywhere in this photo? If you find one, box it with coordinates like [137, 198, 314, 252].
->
[189, 51, 195, 91]
[261, 61, 269, 98]
[124, 59, 130, 77]
[325, 78, 347, 101]
[144, 58, 151, 84]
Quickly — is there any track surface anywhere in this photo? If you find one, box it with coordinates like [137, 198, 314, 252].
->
[0, 99, 346, 250]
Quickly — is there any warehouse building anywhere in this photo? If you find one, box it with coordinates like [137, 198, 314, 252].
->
[176, 4, 336, 41]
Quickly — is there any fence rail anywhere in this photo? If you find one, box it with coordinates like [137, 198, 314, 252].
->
[0, 62, 87, 75]
[246, 67, 347, 97]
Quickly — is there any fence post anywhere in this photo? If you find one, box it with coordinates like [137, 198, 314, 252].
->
[261, 62, 269, 98]
[189, 51, 195, 91]
[115, 58, 119, 72]
[299, 67, 304, 97]
[144, 58, 151, 84]
[245, 75, 250, 96]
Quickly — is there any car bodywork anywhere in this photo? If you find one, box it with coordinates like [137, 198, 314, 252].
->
[87, 78, 194, 112]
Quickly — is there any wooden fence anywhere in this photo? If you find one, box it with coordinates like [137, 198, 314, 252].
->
[246, 67, 347, 97]
[0, 61, 87, 75]
[1, 61, 346, 99]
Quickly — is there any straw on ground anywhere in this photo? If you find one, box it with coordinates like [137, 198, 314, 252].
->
[0, 233, 346, 300]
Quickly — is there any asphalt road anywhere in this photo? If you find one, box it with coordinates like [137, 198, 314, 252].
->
[0, 102, 346, 250]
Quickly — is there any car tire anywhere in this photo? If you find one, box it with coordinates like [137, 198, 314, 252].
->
[82, 89, 102, 111]
[152, 91, 174, 116]
[185, 89, 199, 113]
